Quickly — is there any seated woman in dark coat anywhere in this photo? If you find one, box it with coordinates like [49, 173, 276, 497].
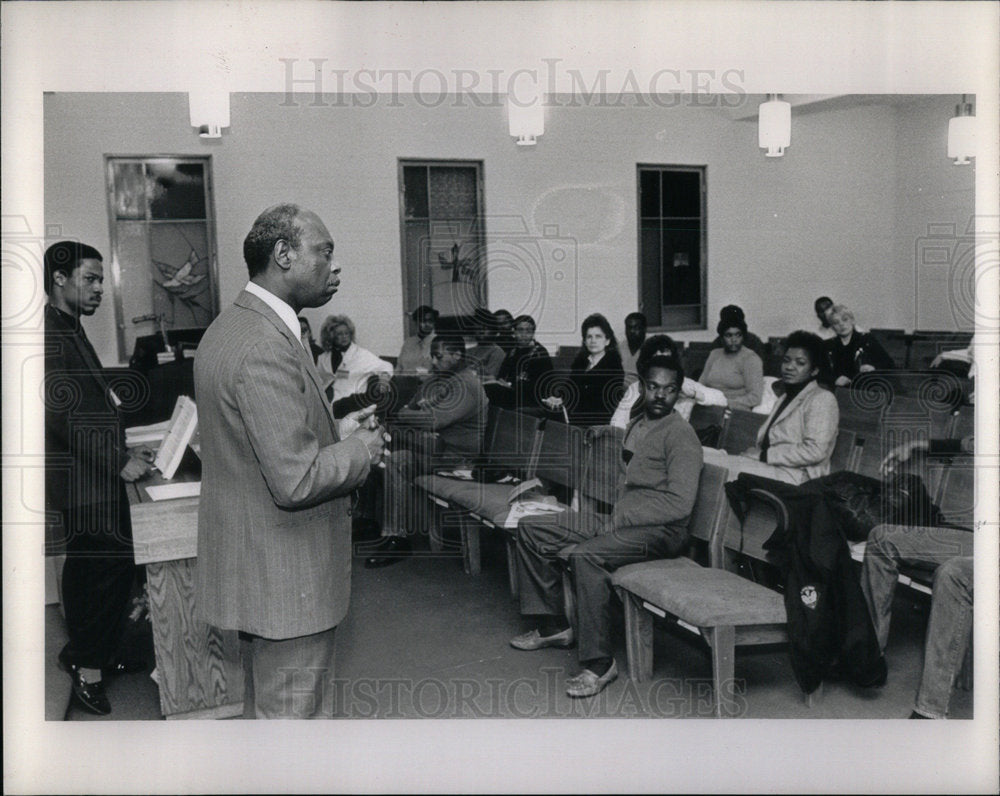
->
[543, 313, 624, 426]
[824, 304, 894, 386]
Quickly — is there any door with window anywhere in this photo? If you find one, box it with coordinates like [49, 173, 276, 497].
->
[398, 160, 486, 332]
[105, 156, 220, 361]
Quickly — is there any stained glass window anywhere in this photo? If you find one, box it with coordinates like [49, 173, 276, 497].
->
[105, 158, 218, 361]
[399, 162, 485, 332]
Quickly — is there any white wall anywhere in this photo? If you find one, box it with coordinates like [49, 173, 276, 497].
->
[893, 95, 979, 332]
[44, 92, 973, 364]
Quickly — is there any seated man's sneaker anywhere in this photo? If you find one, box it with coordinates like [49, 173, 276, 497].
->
[509, 627, 574, 651]
[566, 659, 618, 698]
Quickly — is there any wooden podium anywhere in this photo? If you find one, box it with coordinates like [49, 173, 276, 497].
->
[128, 451, 244, 719]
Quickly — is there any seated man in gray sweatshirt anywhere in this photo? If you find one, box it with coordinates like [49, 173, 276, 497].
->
[366, 333, 488, 568]
[510, 352, 703, 697]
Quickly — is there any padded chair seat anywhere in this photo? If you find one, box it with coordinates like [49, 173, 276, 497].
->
[613, 563, 787, 627]
[413, 476, 514, 524]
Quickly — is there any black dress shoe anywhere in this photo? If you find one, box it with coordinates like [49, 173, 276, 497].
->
[364, 536, 412, 569]
[60, 660, 111, 716]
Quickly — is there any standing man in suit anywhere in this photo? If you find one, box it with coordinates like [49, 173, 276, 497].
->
[44, 241, 155, 715]
[195, 204, 386, 719]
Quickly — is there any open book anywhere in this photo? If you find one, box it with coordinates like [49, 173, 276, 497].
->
[502, 478, 566, 528]
[151, 395, 198, 479]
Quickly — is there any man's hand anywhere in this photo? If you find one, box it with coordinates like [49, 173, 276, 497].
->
[881, 438, 930, 476]
[542, 396, 564, 409]
[835, 375, 852, 387]
[121, 448, 155, 482]
[858, 364, 875, 373]
[349, 421, 388, 466]
[930, 354, 944, 368]
[346, 404, 379, 430]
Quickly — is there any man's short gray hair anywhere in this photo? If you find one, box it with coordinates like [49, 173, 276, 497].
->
[243, 204, 303, 278]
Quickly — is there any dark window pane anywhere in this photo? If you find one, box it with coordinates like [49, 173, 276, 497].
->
[639, 169, 660, 218]
[640, 222, 662, 326]
[429, 166, 477, 218]
[661, 219, 701, 306]
[403, 166, 429, 218]
[149, 162, 206, 220]
[112, 162, 147, 219]
[662, 306, 701, 328]
[661, 170, 701, 217]
[404, 221, 433, 309]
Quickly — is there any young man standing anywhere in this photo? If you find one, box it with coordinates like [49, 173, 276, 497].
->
[44, 241, 156, 715]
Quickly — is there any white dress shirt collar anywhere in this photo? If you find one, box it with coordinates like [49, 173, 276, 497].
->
[245, 281, 302, 345]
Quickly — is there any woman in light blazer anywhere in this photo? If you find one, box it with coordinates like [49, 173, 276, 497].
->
[704, 330, 839, 485]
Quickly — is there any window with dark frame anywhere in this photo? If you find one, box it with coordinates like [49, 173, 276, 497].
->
[105, 156, 219, 362]
[398, 160, 486, 334]
[637, 165, 707, 330]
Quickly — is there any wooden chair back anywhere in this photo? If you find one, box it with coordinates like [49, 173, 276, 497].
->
[929, 455, 975, 530]
[533, 418, 585, 490]
[829, 429, 857, 473]
[682, 342, 715, 380]
[718, 409, 766, 455]
[580, 424, 625, 504]
[714, 486, 785, 571]
[688, 463, 728, 547]
[688, 403, 728, 432]
[488, 408, 542, 476]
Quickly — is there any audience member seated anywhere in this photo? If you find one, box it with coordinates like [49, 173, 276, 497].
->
[316, 315, 345, 378]
[464, 307, 506, 379]
[542, 313, 624, 426]
[861, 435, 975, 719]
[710, 304, 766, 358]
[397, 305, 438, 373]
[825, 304, 894, 386]
[510, 352, 702, 698]
[814, 295, 836, 340]
[491, 308, 516, 355]
[365, 334, 488, 568]
[491, 314, 553, 411]
[704, 330, 838, 485]
[618, 312, 647, 385]
[610, 334, 726, 427]
[298, 316, 323, 363]
[322, 314, 393, 408]
[930, 334, 976, 380]
[700, 314, 764, 410]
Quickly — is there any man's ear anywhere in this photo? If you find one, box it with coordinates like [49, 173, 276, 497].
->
[273, 239, 293, 271]
[52, 270, 68, 287]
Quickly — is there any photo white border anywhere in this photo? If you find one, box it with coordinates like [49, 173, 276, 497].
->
[3, 1, 998, 793]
